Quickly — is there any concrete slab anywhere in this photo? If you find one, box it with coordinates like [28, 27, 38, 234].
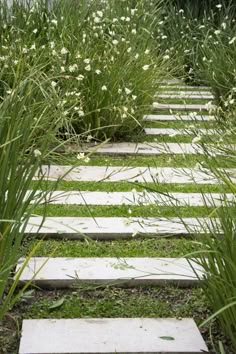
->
[36, 165, 236, 184]
[81, 142, 227, 156]
[24, 216, 219, 239]
[157, 94, 214, 100]
[153, 103, 216, 111]
[160, 85, 210, 90]
[19, 318, 208, 354]
[144, 128, 217, 136]
[17, 257, 203, 287]
[31, 190, 234, 207]
[143, 114, 214, 121]
[158, 90, 213, 96]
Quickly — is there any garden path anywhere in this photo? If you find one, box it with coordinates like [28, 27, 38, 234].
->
[18, 79, 217, 353]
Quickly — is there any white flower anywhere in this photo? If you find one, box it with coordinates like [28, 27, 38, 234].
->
[189, 112, 197, 119]
[97, 10, 103, 17]
[112, 39, 118, 45]
[145, 49, 150, 54]
[131, 29, 137, 34]
[78, 110, 85, 117]
[61, 47, 68, 55]
[30, 43, 36, 50]
[221, 22, 226, 30]
[179, 9, 184, 13]
[95, 69, 101, 75]
[77, 153, 85, 160]
[33, 28, 38, 34]
[127, 47, 132, 53]
[84, 58, 91, 64]
[69, 64, 78, 72]
[229, 37, 236, 45]
[34, 149, 42, 158]
[125, 87, 132, 95]
[61, 66, 65, 73]
[205, 101, 214, 111]
[50, 41, 55, 49]
[51, 19, 58, 26]
[163, 55, 170, 60]
[142, 65, 150, 71]
[101, 85, 108, 91]
[134, 53, 139, 59]
[51, 81, 57, 88]
[216, 4, 222, 8]
[120, 16, 125, 21]
[85, 64, 91, 71]
[126, 17, 130, 22]
[76, 74, 84, 81]
[94, 17, 100, 23]
[214, 30, 221, 35]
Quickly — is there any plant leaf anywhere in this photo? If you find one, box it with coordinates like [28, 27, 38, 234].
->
[49, 298, 65, 310]
[159, 336, 175, 341]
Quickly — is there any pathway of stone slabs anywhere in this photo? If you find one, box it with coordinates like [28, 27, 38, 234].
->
[18, 82, 216, 353]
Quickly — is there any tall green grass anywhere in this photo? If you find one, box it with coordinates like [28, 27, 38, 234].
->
[0, 0, 168, 141]
[0, 68, 67, 320]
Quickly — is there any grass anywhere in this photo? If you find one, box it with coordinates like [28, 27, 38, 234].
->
[31, 180, 232, 193]
[29, 238, 202, 258]
[47, 153, 236, 168]
[25, 287, 208, 321]
[33, 204, 212, 218]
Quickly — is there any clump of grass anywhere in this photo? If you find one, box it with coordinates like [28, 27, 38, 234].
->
[0, 68, 68, 320]
[0, 0, 168, 141]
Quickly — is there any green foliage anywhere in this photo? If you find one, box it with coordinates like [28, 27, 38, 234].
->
[0, 69, 65, 320]
[0, 0, 167, 141]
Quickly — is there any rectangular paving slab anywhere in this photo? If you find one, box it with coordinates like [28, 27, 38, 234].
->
[81, 142, 228, 156]
[157, 93, 214, 100]
[153, 103, 215, 111]
[158, 90, 213, 96]
[17, 257, 203, 288]
[36, 165, 236, 184]
[143, 114, 214, 121]
[160, 85, 210, 90]
[24, 216, 219, 239]
[144, 128, 217, 136]
[19, 318, 208, 354]
[31, 190, 234, 207]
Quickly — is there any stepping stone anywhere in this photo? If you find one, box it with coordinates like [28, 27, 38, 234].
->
[19, 318, 208, 354]
[24, 216, 219, 239]
[144, 114, 214, 121]
[36, 165, 236, 184]
[160, 85, 210, 90]
[157, 93, 214, 100]
[144, 128, 217, 136]
[158, 90, 213, 96]
[32, 190, 234, 207]
[17, 257, 204, 288]
[153, 103, 215, 111]
[82, 142, 227, 156]
[160, 78, 183, 85]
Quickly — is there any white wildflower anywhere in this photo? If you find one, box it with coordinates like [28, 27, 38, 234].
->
[112, 39, 118, 45]
[61, 47, 68, 55]
[94, 17, 100, 23]
[85, 64, 91, 71]
[95, 69, 101, 75]
[32, 28, 38, 34]
[127, 47, 132, 53]
[51, 19, 58, 25]
[101, 85, 108, 91]
[84, 58, 91, 64]
[76, 75, 84, 81]
[78, 110, 85, 117]
[97, 10, 103, 17]
[77, 153, 85, 160]
[142, 65, 150, 71]
[132, 95, 137, 100]
[69, 64, 78, 72]
[125, 87, 132, 95]
[216, 4, 222, 9]
[51, 81, 57, 88]
[34, 149, 42, 158]
[163, 55, 170, 60]
[61, 66, 65, 73]
[131, 29, 136, 34]
[145, 49, 150, 54]
[229, 37, 236, 45]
